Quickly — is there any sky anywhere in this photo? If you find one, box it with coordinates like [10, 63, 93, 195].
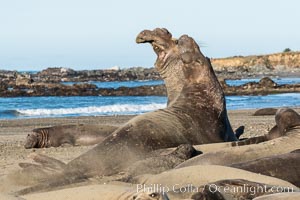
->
[0, 0, 299, 71]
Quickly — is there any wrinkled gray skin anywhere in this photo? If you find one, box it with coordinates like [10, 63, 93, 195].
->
[176, 108, 300, 168]
[230, 150, 300, 187]
[24, 124, 118, 148]
[16, 28, 238, 195]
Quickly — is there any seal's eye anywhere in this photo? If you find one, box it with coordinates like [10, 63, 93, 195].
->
[149, 192, 158, 198]
[27, 134, 30, 136]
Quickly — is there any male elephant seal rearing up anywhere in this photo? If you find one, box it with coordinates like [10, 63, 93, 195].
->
[16, 28, 238, 195]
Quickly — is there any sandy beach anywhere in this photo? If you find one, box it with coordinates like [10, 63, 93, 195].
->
[0, 108, 299, 199]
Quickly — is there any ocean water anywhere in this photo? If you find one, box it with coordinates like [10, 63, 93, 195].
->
[19, 70, 39, 74]
[1, 78, 300, 119]
[0, 96, 166, 119]
[1, 93, 300, 119]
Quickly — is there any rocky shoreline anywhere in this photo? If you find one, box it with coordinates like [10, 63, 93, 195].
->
[1, 51, 300, 97]
[1, 51, 300, 83]
[1, 74, 300, 97]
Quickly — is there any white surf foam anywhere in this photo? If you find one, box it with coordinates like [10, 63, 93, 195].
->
[16, 103, 167, 116]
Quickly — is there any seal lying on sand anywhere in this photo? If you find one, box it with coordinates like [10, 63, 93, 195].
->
[176, 108, 300, 168]
[20, 182, 170, 200]
[191, 179, 299, 200]
[253, 108, 278, 116]
[24, 124, 118, 148]
[230, 150, 300, 187]
[15, 28, 239, 195]
[133, 165, 296, 192]
[227, 108, 300, 147]
[229, 108, 300, 146]
[163, 108, 298, 155]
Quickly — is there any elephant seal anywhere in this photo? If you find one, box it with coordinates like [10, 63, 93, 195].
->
[253, 108, 278, 116]
[274, 108, 300, 132]
[230, 108, 300, 147]
[191, 179, 298, 200]
[136, 28, 238, 143]
[176, 108, 300, 168]
[230, 150, 300, 187]
[15, 28, 239, 195]
[24, 124, 118, 148]
[172, 108, 298, 156]
[133, 165, 296, 192]
[177, 127, 300, 168]
[21, 182, 170, 200]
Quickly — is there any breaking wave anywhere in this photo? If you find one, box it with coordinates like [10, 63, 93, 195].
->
[15, 103, 167, 117]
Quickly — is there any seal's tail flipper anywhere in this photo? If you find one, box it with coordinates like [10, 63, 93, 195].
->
[234, 126, 245, 139]
[30, 153, 66, 170]
[8, 154, 68, 186]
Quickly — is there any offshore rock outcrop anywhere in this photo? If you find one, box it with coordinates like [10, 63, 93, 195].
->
[224, 77, 300, 95]
[35, 67, 161, 83]
[1, 51, 300, 97]
[0, 77, 300, 97]
[0, 82, 167, 97]
[1, 51, 300, 83]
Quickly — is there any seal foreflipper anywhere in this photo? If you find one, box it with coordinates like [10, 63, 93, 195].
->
[234, 126, 245, 139]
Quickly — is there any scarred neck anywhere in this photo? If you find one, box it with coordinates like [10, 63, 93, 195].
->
[155, 59, 185, 105]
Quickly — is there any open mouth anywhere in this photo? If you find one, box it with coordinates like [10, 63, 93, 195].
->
[136, 38, 164, 51]
[136, 38, 166, 59]
[152, 42, 164, 50]
[136, 31, 169, 61]
[152, 42, 166, 59]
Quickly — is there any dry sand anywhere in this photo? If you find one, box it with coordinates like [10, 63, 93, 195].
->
[0, 108, 299, 199]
